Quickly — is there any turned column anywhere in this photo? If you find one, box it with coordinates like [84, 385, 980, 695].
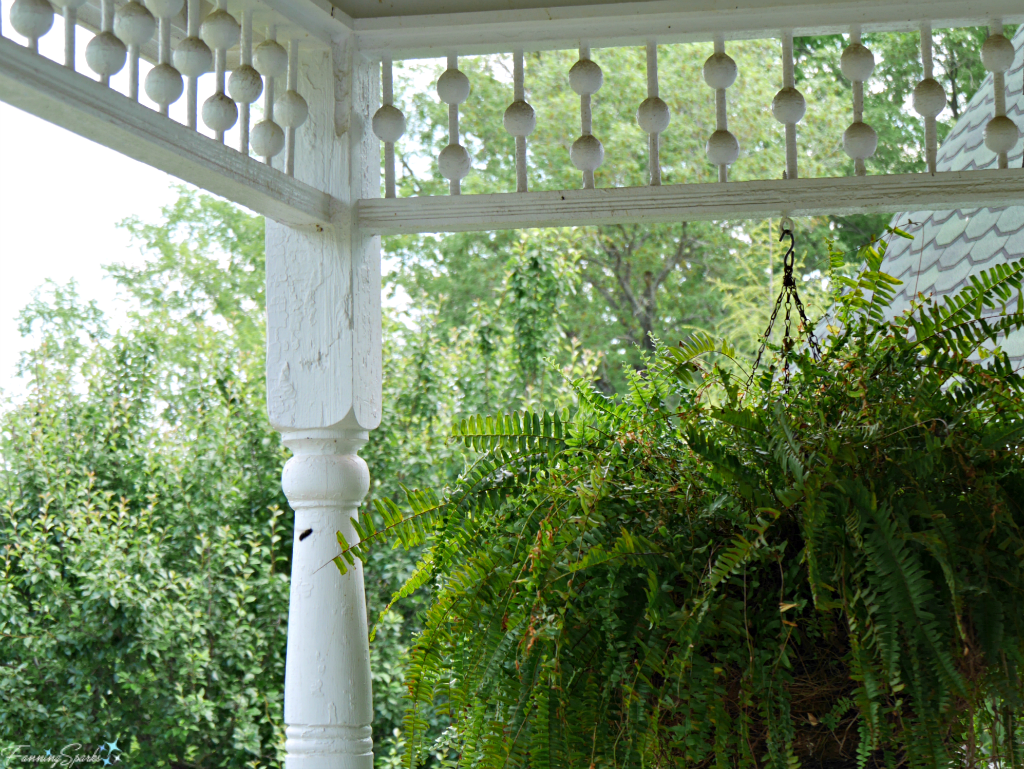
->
[279, 429, 374, 767]
[266, 34, 381, 769]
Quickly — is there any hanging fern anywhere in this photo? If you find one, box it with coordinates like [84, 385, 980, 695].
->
[341, 237, 1024, 769]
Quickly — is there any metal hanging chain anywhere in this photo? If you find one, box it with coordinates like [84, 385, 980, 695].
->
[746, 217, 822, 391]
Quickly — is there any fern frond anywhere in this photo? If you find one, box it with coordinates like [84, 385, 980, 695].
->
[334, 486, 445, 575]
[909, 259, 1024, 350]
[451, 409, 569, 456]
[670, 331, 743, 385]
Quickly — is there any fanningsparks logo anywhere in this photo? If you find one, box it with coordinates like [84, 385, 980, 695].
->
[3, 740, 123, 767]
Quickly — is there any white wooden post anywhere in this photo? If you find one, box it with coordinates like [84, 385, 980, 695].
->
[266, 33, 381, 769]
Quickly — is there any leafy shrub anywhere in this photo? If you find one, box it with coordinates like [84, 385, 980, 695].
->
[0, 301, 291, 768]
[0, 190, 600, 768]
[340, 235, 1024, 768]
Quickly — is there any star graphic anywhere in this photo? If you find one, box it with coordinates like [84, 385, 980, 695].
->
[105, 740, 120, 754]
[45, 750, 51, 756]
[102, 759, 111, 766]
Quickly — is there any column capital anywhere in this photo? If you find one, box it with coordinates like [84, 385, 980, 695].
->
[281, 428, 370, 511]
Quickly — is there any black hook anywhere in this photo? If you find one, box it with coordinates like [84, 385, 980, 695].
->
[779, 223, 796, 284]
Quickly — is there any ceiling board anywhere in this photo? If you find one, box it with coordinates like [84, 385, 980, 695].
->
[332, 0, 636, 19]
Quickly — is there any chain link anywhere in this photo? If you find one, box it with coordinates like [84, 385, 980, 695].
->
[746, 221, 822, 392]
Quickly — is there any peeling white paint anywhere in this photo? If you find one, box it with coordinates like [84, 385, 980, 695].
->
[269, 37, 380, 769]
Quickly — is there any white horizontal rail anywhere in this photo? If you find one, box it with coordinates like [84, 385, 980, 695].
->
[68, 0, 342, 52]
[0, 36, 333, 227]
[358, 169, 1024, 234]
[354, 0, 1024, 57]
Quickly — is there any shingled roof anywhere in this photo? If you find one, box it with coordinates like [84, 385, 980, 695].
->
[880, 27, 1024, 359]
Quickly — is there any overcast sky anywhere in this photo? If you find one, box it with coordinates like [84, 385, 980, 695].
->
[2, 20, 275, 401]
[0, 22, 434, 402]
[0, 109, 178, 401]
[0, 19, 224, 401]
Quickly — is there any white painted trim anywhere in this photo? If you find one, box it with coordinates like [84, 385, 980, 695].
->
[57, 0, 1024, 66]
[352, 0, 1024, 58]
[0, 37, 333, 227]
[69, 0, 339, 59]
[261, 0, 354, 43]
[358, 169, 1024, 234]
[55, 0, 1024, 67]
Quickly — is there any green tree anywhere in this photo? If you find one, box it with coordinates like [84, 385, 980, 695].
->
[1, 278, 291, 768]
[0, 188, 598, 768]
[0, 189, 296, 767]
[797, 26, 1012, 246]
[1, 26, 1008, 769]
[388, 42, 857, 389]
[385, 30, 1008, 384]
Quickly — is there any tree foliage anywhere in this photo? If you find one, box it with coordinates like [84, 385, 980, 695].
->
[1, 284, 290, 768]
[0, 189, 597, 768]
[387, 42, 857, 389]
[341, 232, 1024, 768]
[385, 31, 997, 388]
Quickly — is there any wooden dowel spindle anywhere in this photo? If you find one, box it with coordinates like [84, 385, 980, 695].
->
[913, 21, 945, 176]
[981, 19, 1017, 169]
[703, 33, 739, 183]
[569, 41, 603, 189]
[436, 52, 471, 195]
[371, 50, 407, 198]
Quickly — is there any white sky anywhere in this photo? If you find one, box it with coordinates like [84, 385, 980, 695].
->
[0, 22, 445, 402]
[0, 108, 178, 402]
[0, 19, 230, 400]
[0, 24, 433, 403]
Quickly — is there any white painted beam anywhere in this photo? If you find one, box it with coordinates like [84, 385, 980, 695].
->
[70, 0, 340, 62]
[258, 0, 354, 44]
[0, 37, 333, 227]
[358, 169, 1024, 234]
[353, 0, 1024, 58]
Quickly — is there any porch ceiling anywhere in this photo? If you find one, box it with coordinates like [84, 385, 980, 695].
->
[333, 0, 628, 18]
[330, 0, 1021, 24]
[340, 0, 1024, 58]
